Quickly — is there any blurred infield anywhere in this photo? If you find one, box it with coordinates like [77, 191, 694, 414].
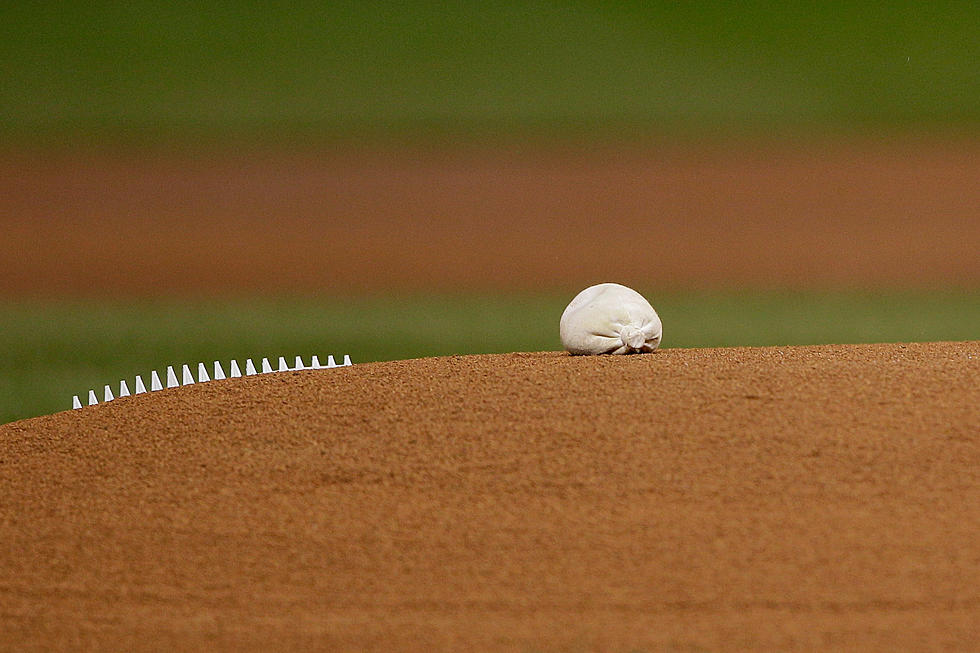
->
[4, 141, 978, 296]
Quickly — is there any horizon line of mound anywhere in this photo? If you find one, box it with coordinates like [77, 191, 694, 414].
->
[3, 341, 976, 435]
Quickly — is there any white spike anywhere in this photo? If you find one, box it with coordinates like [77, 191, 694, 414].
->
[135, 375, 147, 394]
[213, 361, 226, 380]
[104, 385, 114, 402]
[294, 355, 305, 370]
[151, 370, 164, 391]
[231, 359, 243, 377]
[261, 358, 273, 373]
[326, 355, 337, 368]
[278, 356, 289, 372]
[182, 364, 195, 385]
[119, 380, 131, 397]
[198, 362, 210, 382]
[311, 355, 321, 369]
[88, 390, 98, 405]
[166, 366, 178, 388]
[245, 359, 257, 375]
[342, 354, 352, 366]
[72, 395, 82, 409]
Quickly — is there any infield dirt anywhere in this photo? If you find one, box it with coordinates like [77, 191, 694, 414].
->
[2, 138, 978, 296]
[2, 342, 978, 651]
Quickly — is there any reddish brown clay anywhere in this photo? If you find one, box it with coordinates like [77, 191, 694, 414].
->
[2, 139, 978, 296]
[2, 342, 978, 650]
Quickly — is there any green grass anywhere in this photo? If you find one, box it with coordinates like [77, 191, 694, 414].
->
[2, 290, 977, 425]
[1, 2, 977, 143]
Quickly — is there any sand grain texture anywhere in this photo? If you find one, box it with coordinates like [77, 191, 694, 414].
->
[2, 342, 979, 651]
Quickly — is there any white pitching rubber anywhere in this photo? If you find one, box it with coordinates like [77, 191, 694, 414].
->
[245, 359, 257, 375]
[214, 361, 226, 380]
[88, 390, 98, 406]
[166, 366, 179, 388]
[198, 362, 210, 382]
[72, 395, 82, 409]
[135, 375, 147, 394]
[119, 380, 131, 397]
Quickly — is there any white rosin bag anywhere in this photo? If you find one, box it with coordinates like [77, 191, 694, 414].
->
[560, 283, 663, 355]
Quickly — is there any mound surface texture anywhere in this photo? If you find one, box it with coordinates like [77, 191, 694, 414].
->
[2, 342, 979, 651]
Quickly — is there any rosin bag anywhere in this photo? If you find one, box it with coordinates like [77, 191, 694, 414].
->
[559, 283, 663, 355]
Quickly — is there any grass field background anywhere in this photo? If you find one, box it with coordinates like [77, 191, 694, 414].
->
[2, 2, 977, 142]
[3, 291, 979, 424]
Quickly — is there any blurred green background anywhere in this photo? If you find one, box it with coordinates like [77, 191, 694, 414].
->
[1, 2, 977, 423]
[2, 1, 977, 142]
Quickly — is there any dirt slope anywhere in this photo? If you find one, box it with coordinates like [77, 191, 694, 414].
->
[1, 342, 978, 651]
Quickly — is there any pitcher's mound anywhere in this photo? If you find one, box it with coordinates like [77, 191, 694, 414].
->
[2, 342, 978, 651]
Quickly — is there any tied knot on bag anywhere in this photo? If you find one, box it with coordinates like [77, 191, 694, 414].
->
[620, 325, 647, 351]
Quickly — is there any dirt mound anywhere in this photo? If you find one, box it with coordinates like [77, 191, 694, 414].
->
[2, 342, 978, 650]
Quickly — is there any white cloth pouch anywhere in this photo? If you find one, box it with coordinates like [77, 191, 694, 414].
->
[560, 283, 663, 355]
